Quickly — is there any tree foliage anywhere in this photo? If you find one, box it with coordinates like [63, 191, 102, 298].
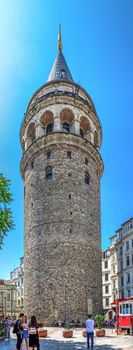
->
[0, 173, 14, 248]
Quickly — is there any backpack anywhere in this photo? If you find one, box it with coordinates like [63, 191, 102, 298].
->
[13, 321, 19, 334]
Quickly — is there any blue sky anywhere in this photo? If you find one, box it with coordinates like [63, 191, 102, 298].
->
[0, 0, 133, 279]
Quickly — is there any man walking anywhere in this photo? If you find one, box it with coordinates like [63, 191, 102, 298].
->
[85, 314, 95, 350]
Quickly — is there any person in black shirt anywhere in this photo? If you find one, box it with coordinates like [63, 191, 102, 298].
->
[14, 313, 24, 350]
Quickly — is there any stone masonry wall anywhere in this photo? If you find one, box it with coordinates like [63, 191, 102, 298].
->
[24, 140, 102, 323]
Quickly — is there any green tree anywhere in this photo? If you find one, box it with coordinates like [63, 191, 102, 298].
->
[0, 173, 14, 248]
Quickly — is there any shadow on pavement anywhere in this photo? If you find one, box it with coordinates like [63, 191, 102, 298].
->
[0, 338, 122, 350]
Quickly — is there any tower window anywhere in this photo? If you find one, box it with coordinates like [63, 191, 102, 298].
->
[80, 128, 84, 138]
[69, 194, 71, 199]
[60, 69, 66, 79]
[85, 158, 88, 165]
[46, 123, 53, 135]
[67, 151, 71, 159]
[47, 152, 51, 160]
[63, 122, 70, 132]
[46, 167, 52, 181]
[31, 160, 34, 169]
[85, 172, 90, 185]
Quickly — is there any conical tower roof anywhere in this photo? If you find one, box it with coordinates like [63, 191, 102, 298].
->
[47, 26, 74, 83]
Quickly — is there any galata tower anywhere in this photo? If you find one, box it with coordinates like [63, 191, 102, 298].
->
[20, 27, 103, 323]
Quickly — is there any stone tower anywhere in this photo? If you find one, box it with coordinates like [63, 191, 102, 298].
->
[20, 27, 103, 323]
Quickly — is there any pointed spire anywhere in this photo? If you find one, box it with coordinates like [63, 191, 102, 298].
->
[58, 24, 62, 51]
[47, 26, 74, 83]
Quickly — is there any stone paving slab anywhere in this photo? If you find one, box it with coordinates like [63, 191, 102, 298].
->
[1, 328, 133, 350]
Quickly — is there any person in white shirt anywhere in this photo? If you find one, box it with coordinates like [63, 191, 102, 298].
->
[85, 314, 95, 350]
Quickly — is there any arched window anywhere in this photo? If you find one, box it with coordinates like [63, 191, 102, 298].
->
[80, 128, 84, 138]
[85, 172, 90, 185]
[46, 167, 52, 181]
[46, 123, 53, 135]
[94, 131, 98, 146]
[63, 122, 70, 132]
[27, 123, 36, 142]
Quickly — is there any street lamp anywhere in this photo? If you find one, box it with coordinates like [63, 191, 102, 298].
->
[4, 297, 6, 318]
[64, 284, 67, 323]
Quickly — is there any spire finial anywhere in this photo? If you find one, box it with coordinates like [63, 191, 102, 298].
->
[58, 24, 62, 51]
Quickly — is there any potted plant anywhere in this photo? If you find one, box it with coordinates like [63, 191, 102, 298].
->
[82, 329, 87, 337]
[38, 327, 47, 338]
[95, 314, 105, 337]
[63, 321, 73, 338]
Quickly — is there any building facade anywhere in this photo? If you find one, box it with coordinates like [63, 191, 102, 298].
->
[0, 280, 17, 319]
[102, 217, 133, 318]
[10, 257, 24, 314]
[116, 218, 133, 299]
[102, 249, 111, 314]
[20, 29, 104, 323]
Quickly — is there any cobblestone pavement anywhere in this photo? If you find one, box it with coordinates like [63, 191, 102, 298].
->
[0, 329, 133, 350]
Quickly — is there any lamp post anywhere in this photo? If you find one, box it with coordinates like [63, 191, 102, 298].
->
[11, 288, 13, 317]
[92, 285, 96, 317]
[64, 284, 67, 323]
[1, 291, 3, 318]
[4, 297, 6, 318]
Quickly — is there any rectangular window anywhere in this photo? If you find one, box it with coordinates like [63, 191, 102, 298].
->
[121, 291, 124, 299]
[105, 298, 109, 307]
[132, 239, 133, 248]
[105, 285, 109, 294]
[105, 273, 108, 281]
[132, 254, 133, 265]
[7, 294, 10, 301]
[126, 241, 129, 250]
[127, 273, 130, 284]
[85, 158, 88, 165]
[104, 260, 108, 269]
[119, 246, 123, 255]
[126, 256, 130, 267]
[127, 290, 131, 297]
[67, 151, 71, 159]
[113, 280, 116, 289]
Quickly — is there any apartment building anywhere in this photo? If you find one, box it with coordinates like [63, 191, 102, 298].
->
[102, 217, 133, 318]
[0, 279, 17, 318]
[10, 257, 24, 313]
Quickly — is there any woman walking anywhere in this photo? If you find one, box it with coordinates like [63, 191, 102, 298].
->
[28, 315, 40, 350]
[22, 316, 28, 350]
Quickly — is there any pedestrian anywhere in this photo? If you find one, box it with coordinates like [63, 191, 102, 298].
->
[22, 315, 28, 350]
[85, 314, 95, 350]
[5, 317, 11, 339]
[28, 315, 40, 350]
[13, 313, 24, 350]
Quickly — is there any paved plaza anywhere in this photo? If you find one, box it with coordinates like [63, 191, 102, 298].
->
[0, 328, 133, 350]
